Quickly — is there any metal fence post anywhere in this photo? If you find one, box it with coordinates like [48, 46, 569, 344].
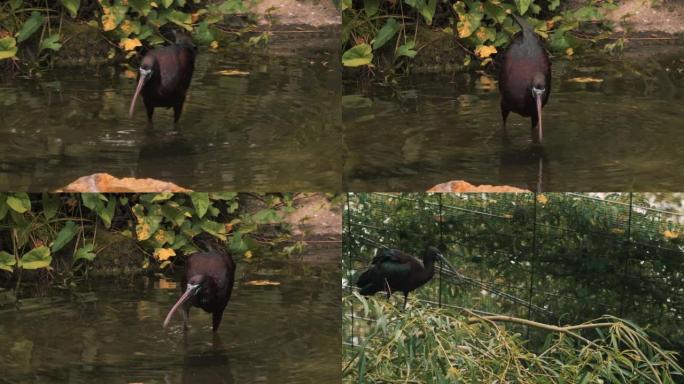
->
[346, 192, 354, 344]
[438, 193, 444, 308]
[527, 192, 538, 336]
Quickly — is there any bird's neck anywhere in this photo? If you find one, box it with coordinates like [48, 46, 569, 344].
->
[419, 256, 436, 281]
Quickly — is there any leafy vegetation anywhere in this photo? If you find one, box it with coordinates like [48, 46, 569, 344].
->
[343, 293, 684, 383]
[0, 0, 263, 72]
[0, 192, 305, 287]
[344, 192, 684, 381]
[342, 0, 619, 74]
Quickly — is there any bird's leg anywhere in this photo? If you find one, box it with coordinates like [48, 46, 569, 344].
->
[173, 101, 184, 124]
[531, 114, 540, 144]
[212, 311, 223, 332]
[402, 292, 408, 310]
[500, 105, 510, 130]
[384, 278, 392, 300]
[182, 302, 190, 331]
[145, 103, 154, 123]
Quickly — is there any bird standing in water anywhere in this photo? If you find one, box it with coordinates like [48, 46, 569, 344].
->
[163, 246, 235, 332]
[498, 14, 551, 143]
[129, 30, 196, 123]
[356, 246, 445, 309]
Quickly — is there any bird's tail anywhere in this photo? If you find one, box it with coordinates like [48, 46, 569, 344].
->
[356, 268, 382, 296]
[510, 13, 535, 37]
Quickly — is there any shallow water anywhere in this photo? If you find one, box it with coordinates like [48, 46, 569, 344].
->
[343, 49, 684, 191]
[0, 30, 341, 191]
[0, 257, 339, 383]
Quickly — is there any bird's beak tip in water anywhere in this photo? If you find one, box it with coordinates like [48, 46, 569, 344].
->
[163, 283, 199, 328]
[129, 69, 151, 119]
[534, 90, 544, 143]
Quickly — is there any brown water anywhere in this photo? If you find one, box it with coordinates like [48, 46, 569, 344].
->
[0, 257, 340, 383]
[0, 30, 341, 191]
[343, 49, 684, 191]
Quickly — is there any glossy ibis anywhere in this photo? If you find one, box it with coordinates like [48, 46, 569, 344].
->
[129, 31, 196, 123]
[356, 246, 449, 309]
[163, 248, 235, 332]
[499, 14, 551, 143]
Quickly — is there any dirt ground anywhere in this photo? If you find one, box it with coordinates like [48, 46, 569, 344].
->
[250, 0, 340, 27]
[605, 0, 684, 34]
[283, 193, 342, 242]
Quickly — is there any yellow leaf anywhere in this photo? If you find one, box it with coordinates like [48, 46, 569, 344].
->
[475, 45, 497, 59]
[537, 194, 548, 205]
[210, 40, 219, 49]
[154, 248, 176, 261]
[102, 14, 117, 32]
[225, 223, 234, 233]
[244, 250, 253, 259]
[136, 222, 151, 241]
[664, 230, 679, 239]
[567, 77, 604, 83]
[611, 228, 625, 235]
[119, 38, 142, 52]
[244, 280, 280, 286]
[565, 47, 574, 56]
[215, 69, 249, 76]
[119, 20, 134, 35]
[153, 229, 168, 244]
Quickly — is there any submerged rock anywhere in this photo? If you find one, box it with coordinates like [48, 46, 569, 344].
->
[57, 173, 190, 192]
[428, 180, 528, 193]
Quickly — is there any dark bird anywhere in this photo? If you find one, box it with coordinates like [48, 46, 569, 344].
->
[356, 246, 446, 309]
[498, 14, 551, 143]
[163, 247, 235, 332]
[129, 31, 196, 123]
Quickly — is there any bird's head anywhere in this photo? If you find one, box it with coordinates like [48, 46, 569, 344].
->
[128, 56, 159, 119]
[530, 72, 547, 142]
[163, 274, 206, 328]
[425, 246, 444, 263]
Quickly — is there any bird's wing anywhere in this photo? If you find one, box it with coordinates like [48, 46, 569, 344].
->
[372, 249, 412, 279]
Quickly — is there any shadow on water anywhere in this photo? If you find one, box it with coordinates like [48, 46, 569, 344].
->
[0, 29, 341, 191]
[0, 255, 340, 384]
[343, 48, 684, 191]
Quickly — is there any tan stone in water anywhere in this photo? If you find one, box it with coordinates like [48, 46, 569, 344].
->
[57, 173, 190, 193]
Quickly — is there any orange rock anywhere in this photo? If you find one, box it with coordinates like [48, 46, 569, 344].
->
[427, 180, 529, 193]
[57, 173, 191, 193]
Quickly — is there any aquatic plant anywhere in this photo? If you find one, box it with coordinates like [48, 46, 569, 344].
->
[0, 192, 308, 286]
[342, 0, 618, 73]
[343, 293, 684, 383]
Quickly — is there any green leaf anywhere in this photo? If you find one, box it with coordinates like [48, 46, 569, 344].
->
[129, 0, 152, 16]
[483, 2, 507, 24]
[17, 12, 45, 43]
[405, 0, 437, 25]
[515, 0, 531, 15]
[200, 219, 227, 241]
[42, 193, 60, 220]
[51, 221, 78, 253]
[9, 0, 22, 10]
[162, 201, 186, 227]
[209, 192, 237, 201]
[82, 193, 106, 212]
[342, 44, 373, 67]
[250, 208, 280, 224]
[0, 251, 16, 273]
[341, 0, 351, 11]
[0, 36, 18, 60]
[161, 0, 173, 8]
[549, 0, 560, 10]
[39, 34, 62, 52]
[229, 231, 248, 253]
[150, 193, 174, 202]
[59, 0, 80, 18]
[0, 194, 8, 220]
[164, 10, 193, 31]
[397, 41, 417, 58]
[364, 0, 379, 17]
[193, 21, 215, 45]
[19, 246, 52, 270]
[456, 8, 483, 38]
[7, 193, 31, 213]
[98, 198, 116, 228]
[74, 244, 96, 262]
[372, 18, 400, 50]
[191, 193, 210, 219]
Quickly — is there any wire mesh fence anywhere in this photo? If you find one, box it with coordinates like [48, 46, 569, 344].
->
[343, 192, 684, 355]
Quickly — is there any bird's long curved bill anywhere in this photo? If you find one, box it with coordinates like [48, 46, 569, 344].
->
[129, 76, 147, 118]
[535, 94, 543, 143]
[163, 285, 195, 328]
[437, 254, 458, 274]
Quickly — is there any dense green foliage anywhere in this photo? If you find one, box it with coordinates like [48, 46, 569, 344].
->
[342, 0, 618, 73]
[0, 0, 260, 71]
[343, 293, 684, 383]
[0, 192, 303, 284]
[344, 192, 684, 381]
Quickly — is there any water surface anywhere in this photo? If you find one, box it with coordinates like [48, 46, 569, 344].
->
[0, 256, 339, 383]
[0, 29, 341, 191]
[343, 48, 684, 191]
